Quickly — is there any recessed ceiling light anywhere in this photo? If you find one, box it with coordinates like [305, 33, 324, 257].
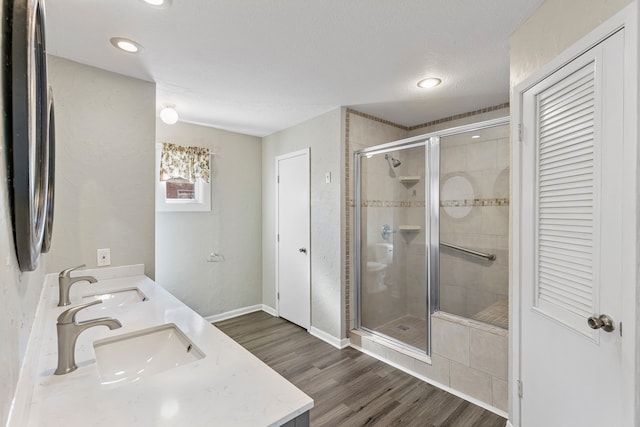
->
[417, 78, 442, 89]
[471, 135, 480, 139]
[110, 37, 143, 53]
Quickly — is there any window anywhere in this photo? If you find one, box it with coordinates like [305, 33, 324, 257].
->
[166, 179, 196, 200]
[155, 143, 212, 212]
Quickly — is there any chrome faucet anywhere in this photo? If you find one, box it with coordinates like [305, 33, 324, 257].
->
[54, 300, 122, 375]
[58, 264, 97, 307]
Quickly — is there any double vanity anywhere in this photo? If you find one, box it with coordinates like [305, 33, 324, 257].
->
[9, 265, 313, 426]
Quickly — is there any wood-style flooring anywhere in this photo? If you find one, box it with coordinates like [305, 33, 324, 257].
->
[214, 311, 506, 427]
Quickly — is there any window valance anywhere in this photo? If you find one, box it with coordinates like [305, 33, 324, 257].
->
[159, 142, 210, 183]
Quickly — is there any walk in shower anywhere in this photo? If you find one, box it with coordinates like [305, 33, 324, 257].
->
[355, 117, 510, 355]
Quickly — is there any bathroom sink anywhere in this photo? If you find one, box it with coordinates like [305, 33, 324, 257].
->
[93, 324, 205, 386]
[82, 287, 148, 309]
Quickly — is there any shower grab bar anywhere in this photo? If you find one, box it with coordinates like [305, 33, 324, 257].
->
[440, 242, 496, 261]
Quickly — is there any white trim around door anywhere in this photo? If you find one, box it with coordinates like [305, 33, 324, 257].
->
[275, 148, 311, 329]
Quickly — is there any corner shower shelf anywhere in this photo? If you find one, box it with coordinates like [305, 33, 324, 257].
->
[399, 225, 421, 232]
[399, 176, 421, 184]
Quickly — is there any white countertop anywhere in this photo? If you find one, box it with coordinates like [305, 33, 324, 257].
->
[15, 266, 313, 427]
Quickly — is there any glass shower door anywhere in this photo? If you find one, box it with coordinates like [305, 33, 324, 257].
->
[437, 124, 510, 329]
[358, 145, 428, 351]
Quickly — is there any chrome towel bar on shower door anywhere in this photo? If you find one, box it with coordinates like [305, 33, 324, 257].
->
[440, 242, 496, 261]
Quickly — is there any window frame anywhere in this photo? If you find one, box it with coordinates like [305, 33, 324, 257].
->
[155, 143, 211, 212]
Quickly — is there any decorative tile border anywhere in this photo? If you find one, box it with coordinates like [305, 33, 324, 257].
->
[346, 103, 510, 132]
[357, 198, 509, 208]
[361, 200, 426, 208]
[441, 198, 509, 207]
[407, 103, 510, 131]
[345, 108, 407, 130]
[344, 110, 351, 335]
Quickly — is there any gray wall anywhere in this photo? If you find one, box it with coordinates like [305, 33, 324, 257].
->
[47, 56, 156, 278]
[509, 0, 632, 87]
[155, 121, 263, 317]
[262, 108, 344, 339]
[0, 5, 47, 424]
[0, 188, 45, 427]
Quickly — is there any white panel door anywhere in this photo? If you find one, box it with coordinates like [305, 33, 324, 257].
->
[519, 30, 624, 426]
[276, 149, 310, 329]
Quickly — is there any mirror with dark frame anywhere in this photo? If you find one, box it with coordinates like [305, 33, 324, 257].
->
[9, 0, 54, 271]
[41, 90, 55, 253]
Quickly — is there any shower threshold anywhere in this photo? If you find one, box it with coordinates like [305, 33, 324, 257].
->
[350, 327, 432, 366]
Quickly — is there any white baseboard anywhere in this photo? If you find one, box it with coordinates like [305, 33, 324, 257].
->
[309, 327, 350, 349]
[205, 304, 278, 323]
[205, 306, 349, 351]
[261, 304, 277, 317]
[205, 305, 263, 323]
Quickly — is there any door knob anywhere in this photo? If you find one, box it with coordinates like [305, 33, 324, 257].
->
[298, 248, 307, 254]
[587, 314, 615, 332]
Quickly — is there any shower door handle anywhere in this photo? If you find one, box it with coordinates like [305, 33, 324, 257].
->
[298, 248, 307, 254]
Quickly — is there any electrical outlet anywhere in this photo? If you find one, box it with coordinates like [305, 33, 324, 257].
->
[97, 248, 111, 267]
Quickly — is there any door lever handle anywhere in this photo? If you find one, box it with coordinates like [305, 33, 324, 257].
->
[298, 248, 307, 254]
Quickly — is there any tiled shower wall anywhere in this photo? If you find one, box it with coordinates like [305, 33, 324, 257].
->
[439, 125, 510, 328]
[396, 148, 427, 321]
[359, 147, 427, 332]
[345, 111, 407, 330]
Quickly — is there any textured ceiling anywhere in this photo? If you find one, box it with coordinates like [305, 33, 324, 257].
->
[45, 0, 543, 136]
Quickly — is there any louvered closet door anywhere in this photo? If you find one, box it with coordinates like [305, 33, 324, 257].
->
[536, 60, 598, 333]
[520, 30, 624, 427]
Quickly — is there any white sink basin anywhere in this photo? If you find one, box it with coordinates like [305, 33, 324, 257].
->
[82, 287, 148, 309]
[93, 324, 205, 386]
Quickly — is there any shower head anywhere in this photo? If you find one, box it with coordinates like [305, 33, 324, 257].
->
[385, 154, 402, 168]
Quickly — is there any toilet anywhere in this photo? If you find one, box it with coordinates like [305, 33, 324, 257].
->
[365, 243, 393, 293]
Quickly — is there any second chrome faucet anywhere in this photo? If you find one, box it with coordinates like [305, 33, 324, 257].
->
[58, 264, 97, 306]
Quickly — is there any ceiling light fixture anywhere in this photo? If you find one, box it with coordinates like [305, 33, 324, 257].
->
[140, 0, 172, 8]
[471, 135, 480, 139]
[160, 105, 179, 125]
[110, 37, 143, 53]
[417, 78, 442, 89]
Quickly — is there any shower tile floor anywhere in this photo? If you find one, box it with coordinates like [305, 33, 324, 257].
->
[471, 299, 509, 330]
[374, 315, 427, 351]
[374, 302, 508, 351]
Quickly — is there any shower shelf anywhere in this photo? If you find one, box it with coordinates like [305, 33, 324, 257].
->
[399, 225, 421, 232]
[399, 176, 421, 184]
